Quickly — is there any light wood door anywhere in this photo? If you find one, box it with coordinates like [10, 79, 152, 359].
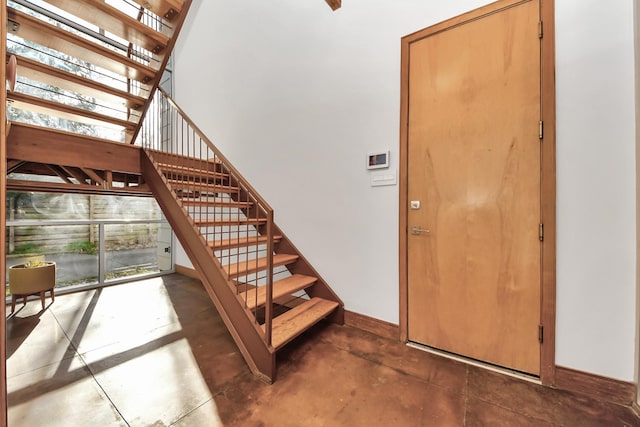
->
[406, 0, 541, 375]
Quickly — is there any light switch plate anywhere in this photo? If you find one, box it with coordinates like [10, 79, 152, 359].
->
[371, 169, 397, 187]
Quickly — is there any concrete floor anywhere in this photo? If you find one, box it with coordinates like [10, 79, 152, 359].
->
[5, 274, 640, 426]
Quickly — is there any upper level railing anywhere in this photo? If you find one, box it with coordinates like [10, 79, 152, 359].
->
[136, 87, 275, 346]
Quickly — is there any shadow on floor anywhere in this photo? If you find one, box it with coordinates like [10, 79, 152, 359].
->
[6, 273, 640, 426]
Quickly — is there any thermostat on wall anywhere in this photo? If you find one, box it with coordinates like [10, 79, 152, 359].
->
[367, 151, 389, 170]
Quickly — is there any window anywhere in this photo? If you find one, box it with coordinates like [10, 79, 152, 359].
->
[6, 192, 173, 295]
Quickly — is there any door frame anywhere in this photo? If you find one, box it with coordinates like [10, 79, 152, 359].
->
[398, 0, 556, 385]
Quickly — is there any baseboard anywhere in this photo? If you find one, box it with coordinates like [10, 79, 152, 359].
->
[175, 264, 201, 280]
[555, 366, 636, 406]
[344, 310, 399, 341]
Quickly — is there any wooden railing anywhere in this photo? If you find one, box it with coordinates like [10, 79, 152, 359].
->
[136, 87, 276, 346]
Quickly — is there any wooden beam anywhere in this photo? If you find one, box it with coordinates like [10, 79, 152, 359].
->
[6, 122, 142, 173]
[6, 179, 151, 196]
[58, 165, 90, 185]
[6, 159, 24, 174]
[7, 7, 158, 84]
[325, 0, 341, 11]
[80, 168, 105, 185]
[45, 164, 73, 184]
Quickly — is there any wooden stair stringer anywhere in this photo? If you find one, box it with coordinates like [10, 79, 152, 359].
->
[140, 150, 276, 382]
[211, 160, 344, 323]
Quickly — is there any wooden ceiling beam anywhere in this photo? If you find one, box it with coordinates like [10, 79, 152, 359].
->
[6, 178, 151, 196]
[58, 165, 89, 185]
[80, 168, 105, 185]
[45, 164, 73, 184]
[325, 0, 341, 11]
[7, 159, 25, 174]
[7, 162, 141, 187]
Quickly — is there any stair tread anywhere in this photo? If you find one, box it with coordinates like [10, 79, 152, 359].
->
[13, 54, 147, 110]
[8, 7, 157, 84]
[140, 0, 185, 22]
[149, 150, 223, 168]
[240, 274, 317, 310]
[44, 0, 171, 54]
[226, 253, 298, 278]
[210, 235, 283, 250]
[268, 297, 339, 350]
[8, 92, 137, 131]
[160, 163, 228, 180]
[166, 179, 238, 193]
[182, 199, 252, 208]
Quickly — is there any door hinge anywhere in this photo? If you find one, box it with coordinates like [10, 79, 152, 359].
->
[538, 325, 544, 343]
[539, 223, 544, 241]
[538, 21, 543, 39]
[539, 120, 544, 139]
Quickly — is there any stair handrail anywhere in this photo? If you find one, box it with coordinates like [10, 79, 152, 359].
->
[127, 0, 194, 144]
[151, 87, 273, 213]
[137, 87, 275, 346]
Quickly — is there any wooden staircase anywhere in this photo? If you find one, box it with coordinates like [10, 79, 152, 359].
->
[3, 0, 344, 382]
[141, 148, 343, 380]
[5, 0, 191, 144]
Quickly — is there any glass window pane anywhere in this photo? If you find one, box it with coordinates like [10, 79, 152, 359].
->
[104, 221, 172, 282]
[6, 224, 100, 294]
[5, 191, 173, 296]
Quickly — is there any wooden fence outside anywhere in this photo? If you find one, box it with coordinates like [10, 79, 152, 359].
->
[6, 192, 162, 254]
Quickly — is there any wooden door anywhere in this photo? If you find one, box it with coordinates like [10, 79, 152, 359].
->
[406, 0, 541, 375]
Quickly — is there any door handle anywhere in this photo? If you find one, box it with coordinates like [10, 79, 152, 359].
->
[411, 226, 431, 235]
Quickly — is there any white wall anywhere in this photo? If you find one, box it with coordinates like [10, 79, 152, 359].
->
[173, 0, 638, 381]
[555, 0, 637, 381]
